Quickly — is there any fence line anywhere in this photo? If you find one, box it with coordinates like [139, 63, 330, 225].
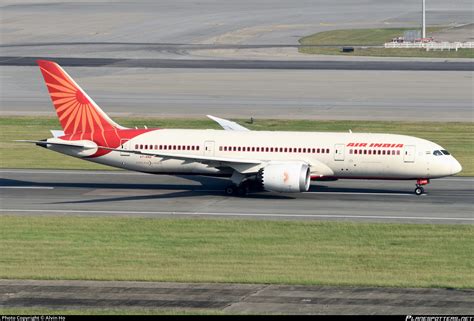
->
[384, 42, 474, 51]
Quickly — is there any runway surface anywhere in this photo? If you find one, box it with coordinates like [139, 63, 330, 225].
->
[2, 56, 473, 71]
[2, 1, 473, 121]
[1, 169, 472, 224]
[2, 66, 472, 121]
[1, 279, 472, 314]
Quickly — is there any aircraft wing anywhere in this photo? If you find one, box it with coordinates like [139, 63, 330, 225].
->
[207, 115, 250, 131]
[99, 146, 263, 173]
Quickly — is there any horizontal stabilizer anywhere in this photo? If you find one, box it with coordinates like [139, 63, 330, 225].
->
[15, 139, 97, 149]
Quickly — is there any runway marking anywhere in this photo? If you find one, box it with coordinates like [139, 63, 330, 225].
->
[439, 177, 474, 182]
[0, 186, 54, 189]
[1, 209, 473, 222]
[0, 170, 135, 176]
[304, 192, 412, 196]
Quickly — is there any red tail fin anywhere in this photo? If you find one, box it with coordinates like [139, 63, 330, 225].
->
[37, 60, 124, 137]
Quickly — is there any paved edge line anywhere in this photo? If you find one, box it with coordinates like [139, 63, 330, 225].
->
[1, 209, 473, 221]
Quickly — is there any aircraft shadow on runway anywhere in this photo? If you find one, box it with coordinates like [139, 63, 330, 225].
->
[1, 178, 413, 204]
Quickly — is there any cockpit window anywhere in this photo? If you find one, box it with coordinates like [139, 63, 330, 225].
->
[433, 150, 443, 156]
[441, 150, 450, 155]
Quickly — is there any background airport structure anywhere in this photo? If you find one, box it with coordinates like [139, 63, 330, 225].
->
[1, 0, 473, 315]
[1, 0, 473, 121]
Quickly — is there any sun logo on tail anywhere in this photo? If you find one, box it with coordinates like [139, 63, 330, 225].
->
[37, 60, 121, 145]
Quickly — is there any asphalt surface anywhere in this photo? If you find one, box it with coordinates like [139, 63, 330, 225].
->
[1, 279, 472, 314]
[2, 56, 473, 71]
[1, 169, 472, 224]
[1, 1, 473, 121]
[2, 66, 472, 121]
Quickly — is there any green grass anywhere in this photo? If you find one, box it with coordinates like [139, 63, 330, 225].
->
[299, 27, 443, 46]
[298, 27, 474, 58]
[299, 47, 474, 58]
[1, 116, 472, 175]
[0, 216, 472, 288]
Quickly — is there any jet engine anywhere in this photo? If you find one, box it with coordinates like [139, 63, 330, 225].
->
[257, 162, 310, 193]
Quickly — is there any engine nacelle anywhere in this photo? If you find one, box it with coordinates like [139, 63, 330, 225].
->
[258, 162, 311, 193]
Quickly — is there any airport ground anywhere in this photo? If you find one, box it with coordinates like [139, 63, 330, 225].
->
[1, 280, 473, 315]
[1, 170, 473, 314]
[1, 0, 473, 315]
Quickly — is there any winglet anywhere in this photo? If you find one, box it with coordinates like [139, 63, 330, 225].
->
[207, 115, 250, 131]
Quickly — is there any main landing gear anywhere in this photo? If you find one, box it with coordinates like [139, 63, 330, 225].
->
[224, 182, 250, 196]
[414, 178, 429, 196]
[224, 171, 255, 197]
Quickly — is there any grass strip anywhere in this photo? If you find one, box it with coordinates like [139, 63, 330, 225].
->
[298, 27, 474, 58]
[0, 216, 472, 289]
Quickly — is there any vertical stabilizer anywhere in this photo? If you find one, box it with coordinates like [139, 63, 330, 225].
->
[37, 60, 125, 138]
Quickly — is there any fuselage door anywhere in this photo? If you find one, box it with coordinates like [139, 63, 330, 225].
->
[403, 145, 416, 163]
[120, 139, 130, 156]
[334, 144, 345, 161]
[204, 141, 215, 156]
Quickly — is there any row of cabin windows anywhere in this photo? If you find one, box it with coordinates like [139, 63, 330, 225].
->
[219, 146, 330, 154]
[135, 144, 200, 151]
[349, 149, 401, 156]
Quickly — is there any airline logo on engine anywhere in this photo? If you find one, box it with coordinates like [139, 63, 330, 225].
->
[347, 143, 404, 148]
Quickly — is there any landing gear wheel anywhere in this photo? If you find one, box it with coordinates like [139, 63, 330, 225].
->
[237, 185, 249, 197]
[414, 186, 424, 196]
[225, 185, 236, 196]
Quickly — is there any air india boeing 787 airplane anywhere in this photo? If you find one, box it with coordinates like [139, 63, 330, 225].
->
[19, 60, 462, 196]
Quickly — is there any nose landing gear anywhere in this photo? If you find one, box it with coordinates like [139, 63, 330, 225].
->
[415, 178, 429, 196]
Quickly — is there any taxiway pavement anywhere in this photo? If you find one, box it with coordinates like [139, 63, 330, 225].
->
[1, 66, 472, 121]
[1, 279, 472, 314]
[1, 169, 472, 224]
[2, 56, 473, 71]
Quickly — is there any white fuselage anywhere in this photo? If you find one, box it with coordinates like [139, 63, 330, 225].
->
[77, 129, 461, 180]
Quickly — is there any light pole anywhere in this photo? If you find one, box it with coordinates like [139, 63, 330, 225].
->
[422, 0, 426, 38]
